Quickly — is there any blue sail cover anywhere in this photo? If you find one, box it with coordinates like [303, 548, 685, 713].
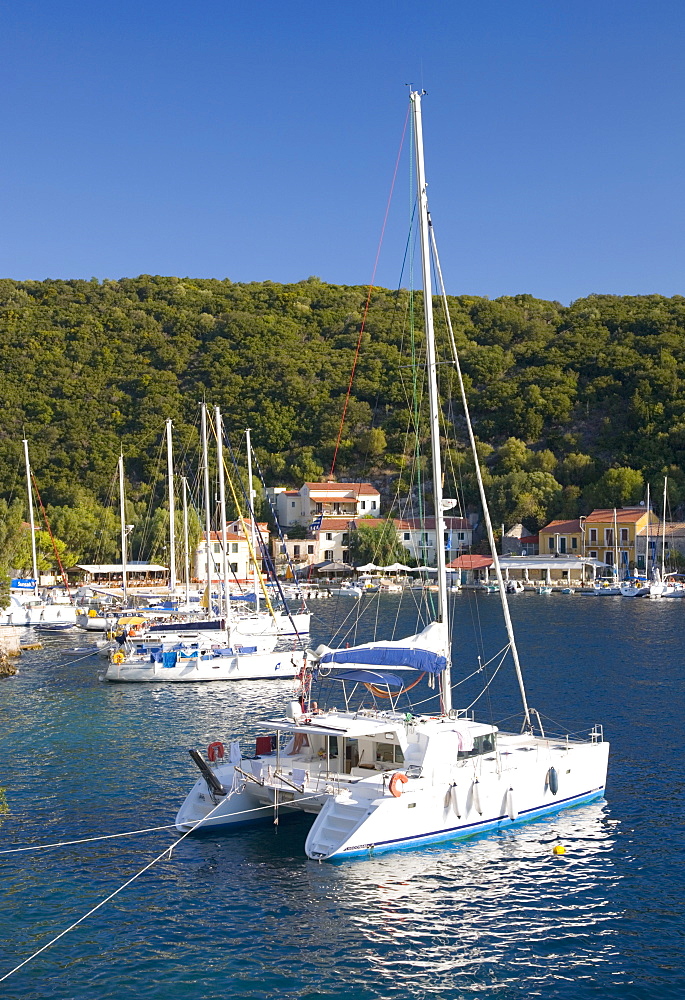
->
[333, 669, 404, 687]
[321, 646, 446, 675]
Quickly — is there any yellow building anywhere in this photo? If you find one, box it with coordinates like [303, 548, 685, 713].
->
[538, 518, 583, 557]
[540, 507, 660, 571]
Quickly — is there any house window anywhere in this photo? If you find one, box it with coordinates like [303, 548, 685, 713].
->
[606, 529, 614, 546]
[548, 537, 555, 551]
[590, 550, 598, 559]
[293, 545, 300, 557]
[230, 562, 238, 573]
[559, 537, 567, 554]
[213, 543, 221, 554]
[326, 532, 333, 541]
[403, 533, 410, 541]
[371, 500, 377, 509]
[324, 549, 334, 560]
[589, 528, 597, 542]
[231, 543, 238, 553]
[360, 501, 366, 510]
[342, 533, 349, 545]
[291, 501, 296, 508]
[606, 551, 614, 565]
[457, 532, 465, 541]
[307, 545, 314, 554]
[421, 533, 429, 544]
[562, 570, 568, 578]
[621, 528, 628, 542]
[571, 537, 578, 550]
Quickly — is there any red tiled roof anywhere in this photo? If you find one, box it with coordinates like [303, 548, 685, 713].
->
[520, 535, 539, 544]
[539, 519, 581, 533]
[448, 554, 493, 569]
[304, 482, 379, 497]
[585, 508, 647, 523]
[346, 518, 411, 531]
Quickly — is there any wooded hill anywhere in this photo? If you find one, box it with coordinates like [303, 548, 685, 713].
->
[1, 275, 684, 565]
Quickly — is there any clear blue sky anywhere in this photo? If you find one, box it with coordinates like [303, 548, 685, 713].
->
[1, 0, 684, 303]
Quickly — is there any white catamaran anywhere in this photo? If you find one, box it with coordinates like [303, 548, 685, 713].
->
[175, 91, 609, 858]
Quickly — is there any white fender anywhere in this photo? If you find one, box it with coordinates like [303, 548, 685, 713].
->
[506, 786, 518, 821]
[471, 778, 482, 815]
[450, 783, 462, 818]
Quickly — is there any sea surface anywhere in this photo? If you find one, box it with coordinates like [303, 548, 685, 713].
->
[0, 591, 683, 1000]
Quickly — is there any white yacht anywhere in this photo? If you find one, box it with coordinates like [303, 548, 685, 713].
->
[175, 91, 609, 859]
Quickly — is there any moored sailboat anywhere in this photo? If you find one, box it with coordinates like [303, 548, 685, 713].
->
[175, 91, 609, 857]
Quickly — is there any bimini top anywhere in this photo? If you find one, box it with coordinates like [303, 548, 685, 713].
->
[317, 621, 448, 676]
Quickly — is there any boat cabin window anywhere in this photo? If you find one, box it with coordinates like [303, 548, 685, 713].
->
[458, 733, 496, 759]
[375, 742, 404, 766]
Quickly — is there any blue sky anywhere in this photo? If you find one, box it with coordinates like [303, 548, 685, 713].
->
[1, 0, 684, 302]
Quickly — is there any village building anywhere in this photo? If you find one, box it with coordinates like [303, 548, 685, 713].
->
[194, 519, 268, 584]
[267, 482, 381, 529]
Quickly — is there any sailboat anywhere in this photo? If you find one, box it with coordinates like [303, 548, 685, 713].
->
[0, 440, 77, 627]
[175, 91, 609, 857]
[104, 412, 306, 682]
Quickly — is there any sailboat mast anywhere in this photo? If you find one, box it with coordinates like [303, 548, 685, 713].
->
[118, 453, 128, 605]
[201, 403, 213, 616]
[181, 475, 191, 605]
[410, 90, 451, 713]
[166, 419, 177, 595]
[613, 508, 618, 579]
[22, 439, 39, 594]
[661, 476, 668, 578]
[246, 428, 258, 599]
[214, 406, 230, 620]
[646, 483, 651, 578]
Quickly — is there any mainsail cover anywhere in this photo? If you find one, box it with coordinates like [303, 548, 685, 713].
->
[317, 621, 447, 676]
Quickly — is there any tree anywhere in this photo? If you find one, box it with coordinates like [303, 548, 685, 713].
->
[349, 520, 409, 566]
[583, 468, 644, 509]
[0, 499, 24, 603]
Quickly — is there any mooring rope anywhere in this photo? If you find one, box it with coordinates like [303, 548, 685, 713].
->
[0, 792, 322, 982]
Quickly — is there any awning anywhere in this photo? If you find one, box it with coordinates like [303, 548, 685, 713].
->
[321, 646, 445, 674]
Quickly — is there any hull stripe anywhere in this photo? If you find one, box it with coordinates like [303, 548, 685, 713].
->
[332, 787, 605, 857]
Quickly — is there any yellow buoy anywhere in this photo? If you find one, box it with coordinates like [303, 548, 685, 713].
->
[552, 844, 566, 856]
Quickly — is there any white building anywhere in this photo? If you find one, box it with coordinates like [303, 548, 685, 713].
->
[398, 517, 473, 565]
[268, 482, 381, 529]
[194, 520, 269, 584]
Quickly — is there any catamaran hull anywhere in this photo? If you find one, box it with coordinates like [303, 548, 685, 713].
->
[305, 741, 610, 860]
[175, 740, 609, 860]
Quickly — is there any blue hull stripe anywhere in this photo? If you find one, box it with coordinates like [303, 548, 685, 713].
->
[333, 786, 605, 859]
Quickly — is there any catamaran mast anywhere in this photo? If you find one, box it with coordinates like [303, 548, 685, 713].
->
[246, 428, 258, 600]
[215, 406, 230, 621]
[118, 453, 129, 605]
[414, 90, 532, 730]
[201, 403, 213, 616]
[166, 419, 177, 595]
[181, 475, 191, 605]
[410, 90, 451, 713]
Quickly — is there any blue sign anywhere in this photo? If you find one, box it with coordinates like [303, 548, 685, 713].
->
[11, 578, 36, 590]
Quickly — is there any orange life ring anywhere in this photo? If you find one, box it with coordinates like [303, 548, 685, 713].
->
[207, 741, 225, 762]
[389, 772, 409, 798]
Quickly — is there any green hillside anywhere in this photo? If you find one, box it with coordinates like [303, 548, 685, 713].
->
[1, 275, 684, 566]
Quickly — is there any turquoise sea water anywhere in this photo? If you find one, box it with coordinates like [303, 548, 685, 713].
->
[0, 592, 683, 1000]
